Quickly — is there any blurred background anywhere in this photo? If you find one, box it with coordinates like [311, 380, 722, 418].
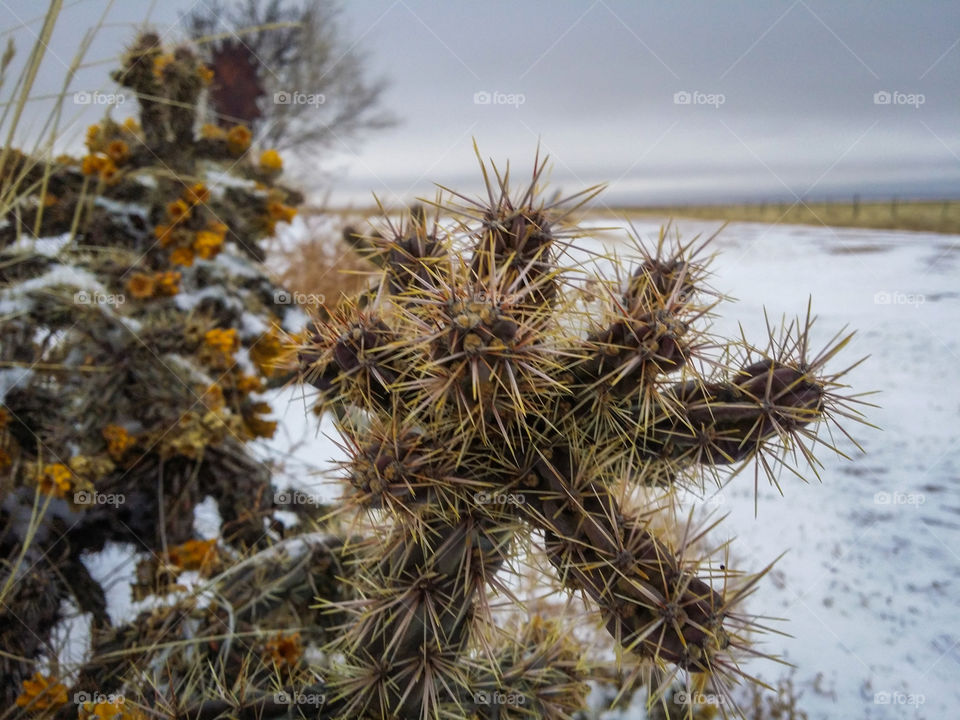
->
[3, 0, 960, 209]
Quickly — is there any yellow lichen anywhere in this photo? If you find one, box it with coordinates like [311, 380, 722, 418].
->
[85, 124, 101, 151]
[154, 271, 181, 296]
[107, 139, 129, 165]
[103, 425, 136, 461]
[81, 154, 106, 176]
[200, 123, 226, 140]
[226, 124, 252, 155]
[204, 328, 238, 354]
[243, 402, 277, 439]
[166, 199, 191, 223]
[152, 53, 175, 78]
[37, 463, 73, 498]
[265, 631, 302, 667]
[126, 273, 155, 299]
[259, 149, 283, 172]
[165, 538, 218, 570]
[170, 246, 195, 267]
[183, 182, 210, 205]
[267, 200, 297, 224]
[192, 230, 224, 260]
[15, 673, 68, 709]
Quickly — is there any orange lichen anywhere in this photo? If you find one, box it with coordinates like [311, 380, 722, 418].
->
[107, 139, 130, 164]
[15, 672, 68, 710]
[183, 182, 210, 205]
[154, 271, 181, 296]
[204, 328, 238, 354]
[37, 463, 73, 498]
[202, 384, 225, 411]
[197, 64, 214, 84]
[122, 117, 141, 134]
[81, 154, 106, 176]
[170, 247, 195, 267]
[85, 124, 101, 151]
[249, 329, 293, 376]
[259, 149, 283, 172]
[265, 632, 302, 667]
[153, 53, 175, 78]
[165, 538, 218, 570]
[126, 273, 155, 299]
[226, 124, 252, 155]
[192, 230, 224, 260]
[103, 425, 136, 461]
[99, 157, 119, 184]
[267, 201, 297, 224]
[77, 698, 142, 720]
[200, 123, 226, 140]
[166, 199, 191, 223]
[243, 401, 277, 439]
[235, 374, 263, 394]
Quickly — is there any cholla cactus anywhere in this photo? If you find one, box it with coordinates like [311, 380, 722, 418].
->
[300, 148, 864, 718]
[0, 32, 326, 708]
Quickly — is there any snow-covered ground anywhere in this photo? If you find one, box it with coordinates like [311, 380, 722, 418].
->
[675, 219, 959, 720]
[263, 216, 959, 719]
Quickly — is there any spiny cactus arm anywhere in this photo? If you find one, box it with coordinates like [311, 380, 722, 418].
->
[111, 33, 167, 150]
[470, 615, 590, 720]
[299, 303, 410, 418]
[519, 444, 741, 674]
[645, 313, 865, 496]
[321, 508, 513, 719]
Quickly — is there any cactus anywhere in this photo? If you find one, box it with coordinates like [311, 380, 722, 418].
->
[300, 148, 864, 718]
[0, 32, 331, 709]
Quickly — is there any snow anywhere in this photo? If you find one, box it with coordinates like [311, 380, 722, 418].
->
[0, 367, 33, 397]
[260, 217, 960, 719]
[254, 384, 343, 505]
[603, 217, 959, 719]
[9, 215, 957, 719]
[0, 263, 105, 306]
[4, 232, 72, 257]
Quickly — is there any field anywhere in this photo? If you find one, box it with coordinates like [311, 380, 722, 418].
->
[590, 199, 960, 235]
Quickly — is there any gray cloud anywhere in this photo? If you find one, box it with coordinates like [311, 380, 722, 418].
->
[3, 0, 958, 205]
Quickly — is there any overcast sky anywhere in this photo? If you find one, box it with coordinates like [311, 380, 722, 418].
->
[3, 0, 960, 206]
